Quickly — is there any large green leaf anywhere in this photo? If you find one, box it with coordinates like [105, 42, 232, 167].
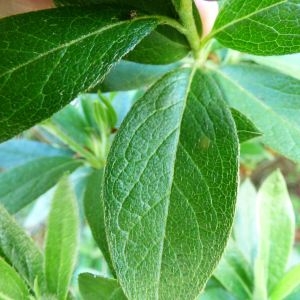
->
[270, 265, 300, 300]
[212, 64, 300, 161]
[0, 258, 30, 300]
[104, 68, 239, 299]
[212, 0, 300, 55]
[0, 7, 159, 142]
[253, 171, 295, 298]
[0, 205, 45, 292]
[79, 273, 127, 300]
[45, 176, 79, 299]
[0, 157, 82, 213]
[54, 0, 177, 17]
[83, 169, 114, 275]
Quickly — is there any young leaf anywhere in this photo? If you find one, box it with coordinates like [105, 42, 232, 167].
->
[213, 240, 253, 300]
[44, 176, 79, 300]
[104, 68, 239, 299]
[0, 205, 45, 292]
[230, 108, 262, 143]
[212, 0, 300, 55]
[253, 171, 295, 297]
[83, 169, 115, 275]
[0, 139, 72, 170]
[0, 157, 82, 213]
[212, 64, 300, 161]
[270, 265, 300, 300]
[78, 273, 127, 300]
[0, 257, 30, 300]
[0, 7, 159, 142]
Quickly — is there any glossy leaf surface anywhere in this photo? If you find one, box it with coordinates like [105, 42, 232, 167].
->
[79, 273, 127, 300]
[104, 68, 239, 299]
[0, 7, 158, 142]
[213, 0, 300, 55]
[0, 205, 45, 291]
[0, 157, 81, 213]
[212, 64, 300, 161]
[45, 176, 79, 299]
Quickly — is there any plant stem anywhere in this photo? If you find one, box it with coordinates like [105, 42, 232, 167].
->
[175, 0, 201, 59]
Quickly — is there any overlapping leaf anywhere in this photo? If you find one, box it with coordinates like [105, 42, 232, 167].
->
[0, 7, 159, 142]
[212, 64, 300, 161]
[212, 0, 300, 55]
[104, 68, 239, 299]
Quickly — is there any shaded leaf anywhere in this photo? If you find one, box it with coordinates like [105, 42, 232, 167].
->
[83, 169, 115, 275]
[79, 273, 127, 300]
[231, 108, 262, 143]
[212, 64, 300, 161]
[0, 205, 45, 292]
[212, 0, 300, 55]
[0, 257, 30, 300]
[0, 7, 159, 142]
[104, 68, 239, 299]
[0, 157, 82, 213]
[45, 176, 79, 299]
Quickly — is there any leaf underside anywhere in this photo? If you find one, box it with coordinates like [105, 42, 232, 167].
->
[104, 68, 239, 300]
[0, 7, 158, 142]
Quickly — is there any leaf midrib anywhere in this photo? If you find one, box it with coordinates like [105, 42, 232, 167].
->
[156, 67, 196, 299]
[0, 17, 153, 80]
[210, 0, 287, 38]
[214, 68, 300, 135]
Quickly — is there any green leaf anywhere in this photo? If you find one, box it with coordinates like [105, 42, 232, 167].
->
[0, 7, 159, 142]
[212, 0, 300, 55]
[244, 53, 300, 80]
[253, 171, 295, 298]
[125, 26, 189, 65]
[54, 0, 177, 17]
[0, 205, 45, 292]
[233, 179, 258, 265]
[230, 108, 262, 143]
[104, 68, 239, 299]
[83, 169, 115, 275]
[0, 257, 30, 300]
[214, 240, 253, 300]
[270, 265, 300, 300]
[100, 60, 179, 91]
[79, 273, 127, 300]
[212, 64, 300, 161]
[45, 176, 79, 299]
[0, 157, 82, 213]
[199, 287, 235, 300]
[0, 139, 72, 170]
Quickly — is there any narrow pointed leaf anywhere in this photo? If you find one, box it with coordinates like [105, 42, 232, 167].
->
[0, 205, 45, 292]
[104, 69, 239, 299]
[214, 240, 253, 300]
[270, 265, 300, 300]
[212, 0, 300, 55]
[0, 7, 159, 142]
[0, 258, 30, 300]
[212, 64, 300, 161]
[83, 169, 115, 275]
[79, 273, 127, 300]
[254, 171, 295, 296]
[0, 157, 82, 214]
[231, 108, 262, 143]
[44, 176, 79, 299]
